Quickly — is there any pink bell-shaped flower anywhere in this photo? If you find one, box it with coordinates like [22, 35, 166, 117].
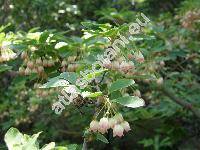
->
[98, 126, 107, 134]
[114, 113, 124, 123]
[113, 124, 124, 137]
[98, 117, 109, 134]
[133, 51, 144, 63]
[99, 117, 109, 130]
[121, 121, 131, 132]
[89, 120, 99, 132]
[109, 118, 117, 129]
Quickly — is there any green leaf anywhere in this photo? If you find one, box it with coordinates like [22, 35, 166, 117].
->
[67, 144, 78, 150]
[22, 132, 41, 150]
[40, 72, 78, 88]
[55, 146, 68, 150]
[81, 91, 102, 98]
[40, 79, 69, 88]
[39, 32, 49, 43]
[96, 133, 109, 144]
[41, 142, 55, 150]
[58, 47, 74, 57]
[0, 65, 12, 73]
[59, 72, 78, 84]
[112, 96, 145, 108]
[109, 79, 135, 93]
[81, 22, 102, 30]
[4, 127, 23, 150]
[110, 91, 122, 100]
[84, 69, 107, 81]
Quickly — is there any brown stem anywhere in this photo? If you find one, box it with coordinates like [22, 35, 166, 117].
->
[158, 85, 200, 119]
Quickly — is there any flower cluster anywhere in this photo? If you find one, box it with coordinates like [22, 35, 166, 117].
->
[34, 83, 58, 97]
[19, 51, 57, 76]
[73, 13, 150, 89]
[101, 50, 144, 76]
[0, 41, 16, 62]
[60, 56, 79, 72]
[89, 114, 131, 138]
[180, 10, 200, 30]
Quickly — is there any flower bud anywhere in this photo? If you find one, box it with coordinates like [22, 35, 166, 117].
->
[61, 60, 67, 66]
[157, 77, 163, 85]
[21, 51, 28, 59]
[127, 53, 134, 59]
[18, 67, 25, 75]
[61, 67, 66, 72]
[42, 91, 48, 97]
[121, 121, 131, 132]
[128, 61, 135, 69]
[36, 58, 42, 65]
[72, 64, 77, 72]
[133, 51, 144, 63]
[30, 46, 37, 51]
[24, 68, 31, 75]
[32, 68, 38, 73]
[134, 90, 141, 97]
[24, 58, 29, 64]
[89, 120, 99, 132]
[68, 56, 76, 63]
[160, 61, 165, 67]
[27, 61, 34, 69]
[117, 57, 123, 64]
[68, 64, 74, 72]
[112, 61, 120, 70]
[113, 124, 124, 137]
[43, 59, 48, 67]
[74, 64, 79, 71]
[104, 62, 112, 69]
[120, 61, 129, 72]
[37, 66, 44, 74]
[48, 60, 54, 67]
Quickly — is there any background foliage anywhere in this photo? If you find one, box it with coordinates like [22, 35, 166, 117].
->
[0, 0, 200, 149]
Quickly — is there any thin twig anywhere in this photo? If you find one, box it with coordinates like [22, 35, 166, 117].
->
[158, 85, 200, 119]
[99, 72, 107, 84]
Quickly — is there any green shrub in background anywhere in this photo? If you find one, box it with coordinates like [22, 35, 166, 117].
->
[0, 0, 200, 149]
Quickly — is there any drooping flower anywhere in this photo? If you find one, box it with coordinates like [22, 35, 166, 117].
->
[127, 53, 134, 60]
[114, 113, 124, 123]
[121, 121, 131, 132]
[24, 67, 31, 75]
[156, 77, 163, 85]
[120, 61, 129, 72]
[89, 120, 99, 132]
[99, 117, 109, 130]
[37, 66, 44, 74]
[21, 51, 28, 59]
[98, 126, 107, 134]
[109, 118, 117, 129]
[27, 61, 34, 69]
[112, 61, 120, 70]
[134, 90, 141, 97]
[113, 124, 124, 137]
[133, 51, 144, 63]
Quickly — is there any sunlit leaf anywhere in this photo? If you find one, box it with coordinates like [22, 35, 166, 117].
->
[112, 96, 145, 108]
[109, 79, 135, 93]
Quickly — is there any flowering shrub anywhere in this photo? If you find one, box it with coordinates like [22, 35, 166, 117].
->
[1, 0, 200, 149]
